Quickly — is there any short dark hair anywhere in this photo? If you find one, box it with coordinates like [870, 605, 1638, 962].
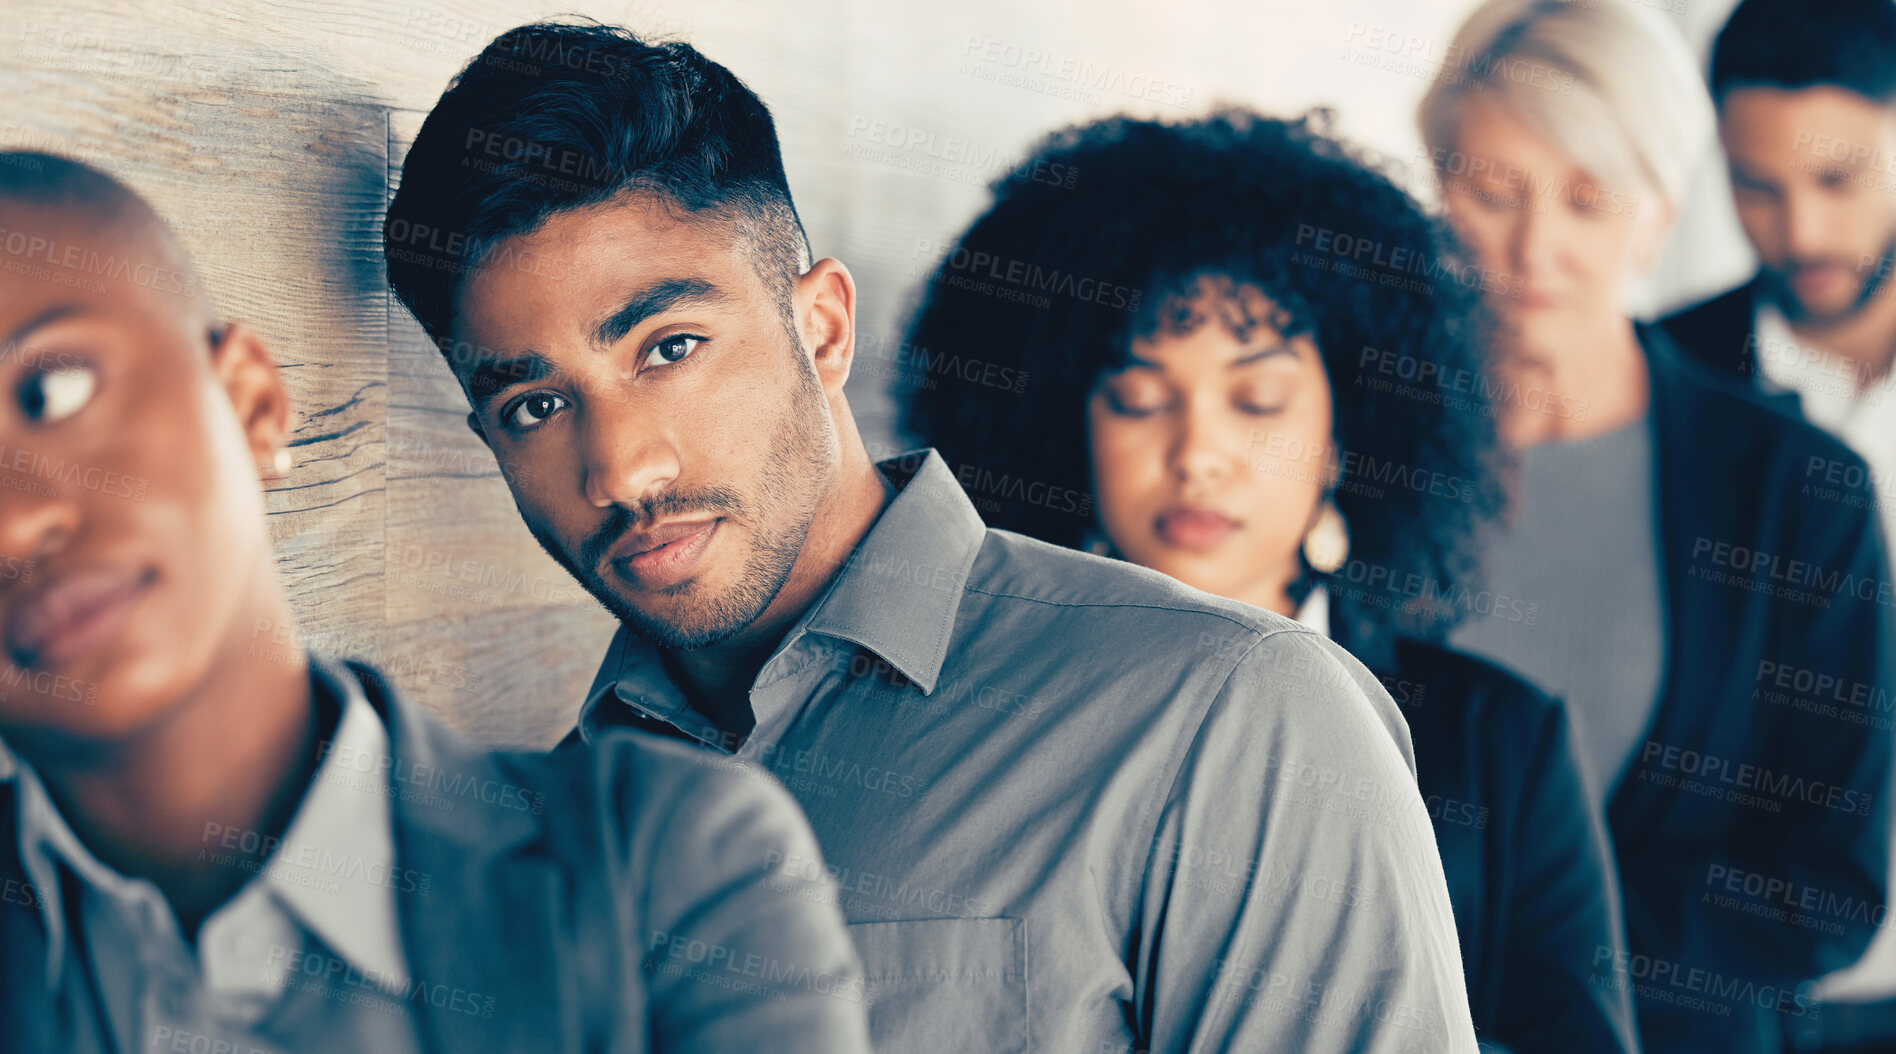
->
[384, 20, 810, 350]
[0, 151, 132, 211]
[0, 151, 211, 323]
[1711, 0, 1896, 105]
[903, 109, 1507, 640]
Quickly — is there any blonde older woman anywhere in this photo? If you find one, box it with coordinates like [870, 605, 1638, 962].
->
[1420, 3, 1896, 1053]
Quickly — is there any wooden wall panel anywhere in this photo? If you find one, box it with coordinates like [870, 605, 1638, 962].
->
[382, 107, 618, 746]
[0, 64, 391, 666]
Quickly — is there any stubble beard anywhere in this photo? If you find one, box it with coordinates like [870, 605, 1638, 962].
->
[1772, 236, 1896, 327]
[529, 363, 837, 652]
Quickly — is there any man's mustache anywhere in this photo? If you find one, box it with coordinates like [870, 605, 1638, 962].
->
[578, 489, 748, 572]
[1781, 256, 1864, 275]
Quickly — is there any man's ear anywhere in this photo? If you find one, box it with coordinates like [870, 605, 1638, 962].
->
[793, 257, 857, 397]
[210, 322, 292, 473]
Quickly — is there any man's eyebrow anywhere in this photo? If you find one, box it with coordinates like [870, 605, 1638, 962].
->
[1, 304, 89, 354]
[593, 277, 729, 347]
[466, 349, 557, 410]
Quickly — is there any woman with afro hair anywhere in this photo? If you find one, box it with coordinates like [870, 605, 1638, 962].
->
[903, 108, 1636, 1054]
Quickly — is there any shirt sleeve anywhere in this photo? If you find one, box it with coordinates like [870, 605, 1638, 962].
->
[1135, 628, 1479, 1053]
[630, 743, 874, 1053]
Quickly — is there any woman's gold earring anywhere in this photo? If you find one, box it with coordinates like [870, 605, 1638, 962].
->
[1302, 499, 1349, 575]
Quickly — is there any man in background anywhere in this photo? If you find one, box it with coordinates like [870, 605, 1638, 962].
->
[1664, 0, 1896, 547]
[1664, 4, 1896, 1048]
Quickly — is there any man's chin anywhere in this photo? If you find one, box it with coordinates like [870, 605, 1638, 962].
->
[1781, 291, 1867, 328]
[561, 517, 807, 654]
[589, 577, 761, 652]
[1770, 256, 1891, 325]
[618, 607, 749, 651]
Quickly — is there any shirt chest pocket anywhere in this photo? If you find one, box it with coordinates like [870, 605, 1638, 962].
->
[848, 916, 1028, 1053]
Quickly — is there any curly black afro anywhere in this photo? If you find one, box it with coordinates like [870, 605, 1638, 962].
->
[902, 107, 1510, 639]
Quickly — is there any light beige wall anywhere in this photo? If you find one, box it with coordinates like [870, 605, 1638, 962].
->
[0, 0, 1739, 746]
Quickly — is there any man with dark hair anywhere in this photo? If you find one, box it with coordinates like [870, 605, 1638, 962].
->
[0, 151, 872, 1053]
[1663, 0, 1896, 547]
[1664, 5, 1896, 1048]
[386, 21, 1480, 1052]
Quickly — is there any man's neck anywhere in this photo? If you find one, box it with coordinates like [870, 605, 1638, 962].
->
[666, 453, 898, 747]
[22, 583, 320, 937]
[1779, 281, 1896, 392]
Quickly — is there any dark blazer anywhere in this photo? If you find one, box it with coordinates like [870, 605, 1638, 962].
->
[1661, 277, 1763, 378]
[1658, 276, 1803, 417]
[0, 655, 872, 1054]
[1595, 328, 1894, 1054]
[1330, 609, 1639, 1054]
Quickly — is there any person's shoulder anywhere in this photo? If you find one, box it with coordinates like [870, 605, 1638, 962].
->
[968, 526, 1305, 642]
[1649, 325, 1860, 464]
[481, 726, 818, 910]
[959, 533, 1411, 772]
[380, 698, 792, 847]
[1660, 279, 1754, 333]
[1694, 367, 1863, 470]
[576, 729, 791, 817]
[1658, 279, 1758, 372]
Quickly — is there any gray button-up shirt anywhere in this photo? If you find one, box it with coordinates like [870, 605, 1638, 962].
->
[581, 449, 1478, 1052]
[7, 661, 421, 1054]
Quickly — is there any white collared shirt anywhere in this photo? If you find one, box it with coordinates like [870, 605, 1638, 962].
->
[1757, 305, 1896, 1002]
[6, 665, 420, 1053]
[1754, 302, 1896, 546]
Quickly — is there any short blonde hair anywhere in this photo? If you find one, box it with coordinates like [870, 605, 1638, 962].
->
[1417, 0, 1714, 207]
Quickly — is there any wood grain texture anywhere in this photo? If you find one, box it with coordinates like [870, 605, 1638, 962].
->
[383, 106, 620, 746]
[0, 65, 391, 651]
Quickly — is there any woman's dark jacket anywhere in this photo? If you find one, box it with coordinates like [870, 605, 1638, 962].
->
[1398, 326, 1892, 1054]
[1330, 605, 1639, 1054]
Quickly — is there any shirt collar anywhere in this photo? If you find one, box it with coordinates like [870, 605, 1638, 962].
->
[1754, 300, 1814, 397]
[271, 657, 411, 990]
[792, 448, 986, 694]
[1753, 300, 1896, 406]
[581, 448, 986, 739]
[7, 656, 408, 994]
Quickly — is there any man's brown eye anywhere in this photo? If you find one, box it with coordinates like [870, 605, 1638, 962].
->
[502, 391, 569, 430]
[642, 335, 703, 368]
[19, 365, 98, 424]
